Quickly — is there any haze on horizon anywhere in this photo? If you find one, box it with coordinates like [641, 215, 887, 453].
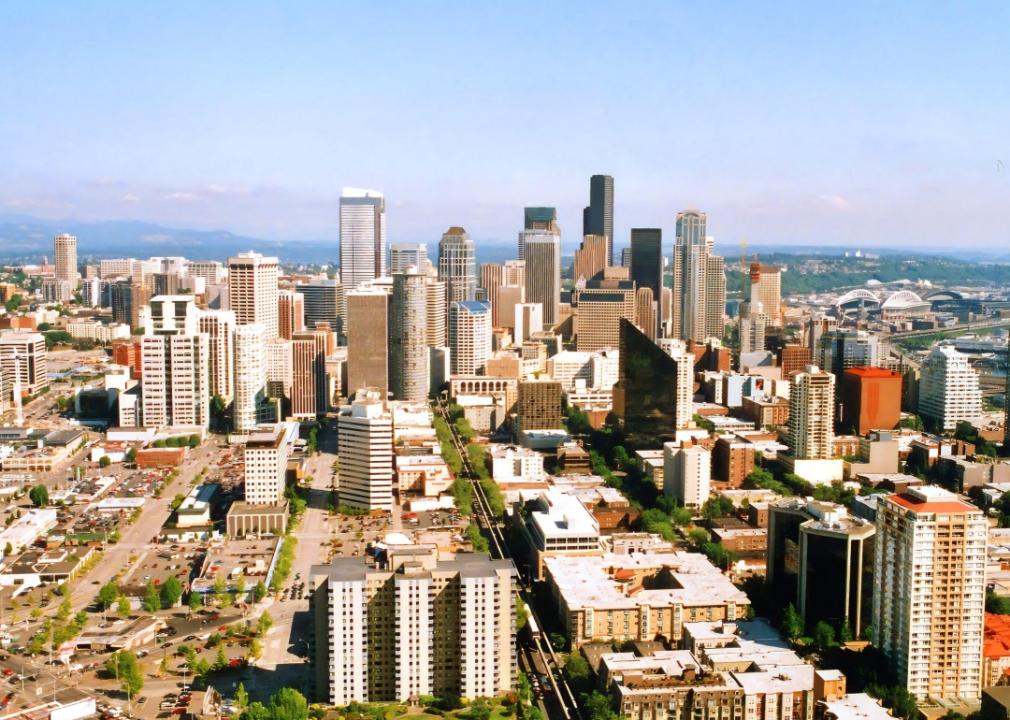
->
[3, 2, 1010, 250]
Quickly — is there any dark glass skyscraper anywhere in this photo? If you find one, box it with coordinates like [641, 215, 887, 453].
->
[629, 228, 662, 335]
[582, 174, 614, 265]
[613, 318, 686, 447]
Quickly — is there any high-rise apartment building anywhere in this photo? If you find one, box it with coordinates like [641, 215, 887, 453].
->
[391, 270, 430, 402]
[53, 233, 79, 286]
[573, 234, 608, 285]
[197, 310, 236, 405]
[749, 263, 782, 326]
[0, 333, 47, 397]
[663, 443, 711, 509]
[918, 344, 982, 431]
[291, 337, 321, 418]
[242, 422, 297, 504]
[582, 174, 614, 265]
[337, 390, 393, 511]
[312, 546, 516, 705]
[672, 210, 726, 342]
[340, 188, 386, 290]
[449, 301, 491, 376]
[523, 233, 561, 326]
[873, 487, 986, 700]
[438, 227, 476, 305]
[300, 279, 344, 337]
[629, 229, 662, 336]
[425, 277, 447, 348]
[345, 288, 389, 399]
[277, 289, 305, 340]
[788, 365, 835, 460]
[228, 251, 280, 340]
[234, 323, 267, 433]
[140, 296, 210, 428]
[389, 243, 429, 274]
[265, 338, 293, 400]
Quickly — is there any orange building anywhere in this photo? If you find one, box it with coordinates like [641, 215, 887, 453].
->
[985, 612, 1010, 686]
[841, 367, 902, 435]
[778, 344, 811, 378]
[112, 340, 143, 379]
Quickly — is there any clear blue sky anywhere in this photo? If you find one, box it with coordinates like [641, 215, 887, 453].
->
[3, 2, 1010, 251]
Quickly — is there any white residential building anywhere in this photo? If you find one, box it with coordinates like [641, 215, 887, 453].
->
[788, 365, 835, 460]
[918, 344, 982, 431]
[197, 309, 236, 405]
[449, 301, 491, 376]
[140, 296, 210, 428]
[0, 333, 48, 396]
[337, 391, 393, 511]
[243, 422, 298, 504]
[53, 233, 79, 286]
[488, 445, 545, 484]
[663, 443, 711, 509]
[233, 323, 267, 433]
[227, 251, 279, 340]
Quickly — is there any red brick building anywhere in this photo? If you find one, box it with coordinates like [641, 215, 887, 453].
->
[841, 367, 902, 435]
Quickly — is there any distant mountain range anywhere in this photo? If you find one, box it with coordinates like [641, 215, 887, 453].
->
[2, 214, 1008, 266]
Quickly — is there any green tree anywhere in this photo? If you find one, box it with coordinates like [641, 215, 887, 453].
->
[214, 646, 228, 671]
[252, 581, 267, 603]
[99, 455, 112, 468]
[56, 596, 71, 621]
[235, 683, 249, 710]
[170, 494, 186, 510]
[268, 688, 309, 720]
[781, 603, 802, 640]
[235, 575, 247, 596]
[257, 611, 273, 637]
[987, 591, 1010, 614]
[582, 691, 618, 720]
[29, 484, 49, 507]
[105, 650, 144, 698]
[125, 447, 137, 464]
[117, 596, 132, 619]
[813, 621, 836, 650]
[564, 651, 591, 689]
[160, 576, 183, 608]
[239, 703, 270, 720]
[188, 591, 203, 614]
[839, 619, 853, 643]
[142, 581, 160, 613]
[97, 582, 119, 610]
[687, 527, 711, 548]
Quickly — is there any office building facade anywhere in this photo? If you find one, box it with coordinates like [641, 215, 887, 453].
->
[339, 188, 386, 290]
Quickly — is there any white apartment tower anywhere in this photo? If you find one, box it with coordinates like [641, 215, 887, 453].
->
[339, 188, 386, 290]
[53, 233, 79, 286]
[873, 487, 986, 701]
[918, 344, 982, 431]
[140, 296, 210, 428]
[449, 301, 492, 375]
[242, 423, 297, 504]
[788, 365, 835, 460]
[337, 391, 394, 511]
[390, 269, 430, 402]
[672, 210, 725, 342]
[228, 251, 280, 339]
[438, 226, 477, 305]
[234, 323, 267, 433]
[0, 333, 47, 397]
[197, 310, 236, 405]
[313, 547, 516, 705]
[663, 443, 711, 509]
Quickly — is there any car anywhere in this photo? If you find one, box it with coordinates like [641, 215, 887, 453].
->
[171, 709, 186, 715]
[137, 698, 148, 706]
[227, 659, 242, 668]
[1, 670, 12, 677]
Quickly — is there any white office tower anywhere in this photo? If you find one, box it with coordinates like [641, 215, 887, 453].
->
[0, 333, 47, 399]
[53, 233, 79, 286]
[197, 310, 236, 405]
[234, 323, 267, 433]
[449, 301, 492, 375]
[228, 251, 280, 339]
[391, 270, 430, 402]
[313, 547, 516, 704]
[425, 278, 447, 348]
[438, 227, 477, 304]
[672, 210, 724, 342]
[662, 443, 711, 509]
[140, 296, 210, 428]
[514, 303, 544, 345]
[788, 365, 835, 460]
[337, 390, 393, 511]
[523, 233, 561, 326]
[873, 487, 986, 701]
[390, 243, 429, 274]
[340, 188, 386, 290]
[186, 260, 227, 285]
[657, 340, 694, 430]
[918, 344, 982, 431]
[243, 422, 297, 504]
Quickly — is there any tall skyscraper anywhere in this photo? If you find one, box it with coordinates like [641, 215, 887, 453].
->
[425, 277, 447, 348]
[0, 333, 47, 397]
[53, 233, 78, 286]
[345, 288, 389, 399]
[228, 251, 280, 340]
[749, 263, 783, 326]
[788, 365, 835, 460]
[582, 175, 614, 265]
[918, 344, 982, 431]
[873, 487, 986, 700]
[110, 279, 150, 329]
[449, 301, 491, 375]
[629, 228, 662, 335]
[140, 296, 211, 428]
[340, 188, 386, 290]
[391, 270, 430, 402]
[672, 211, 725, 342]
[291, 336, 322, 418]
[312, 547, 516, 705]
[573, 234, 608, 285]
[523, 233, 561, 326]
[234, 323, 267, 433]
[438, 226, 476, 305]
[337, 390, 393, 511]
[198, 310, 236, 405]
[300, 279, 344, 337]
[518, 207, 558, 260]
[479, 264, 504, 325]
[277, 289, 305, 340]
[389, 243, 429, 274]
[635, 287, 657, 342]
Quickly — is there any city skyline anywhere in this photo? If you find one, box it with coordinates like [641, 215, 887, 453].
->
[4, 3, 1010, 249]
